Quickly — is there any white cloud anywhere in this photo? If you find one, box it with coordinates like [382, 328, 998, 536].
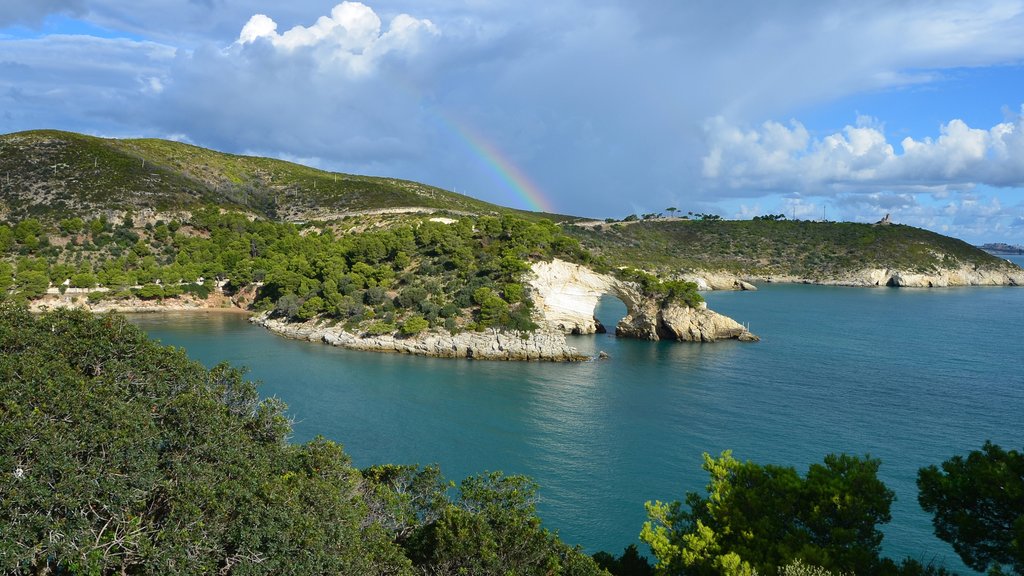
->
[6, 0, 1024, 222]
[702, 108, 1024, 194]
[235, 2, 438, 76]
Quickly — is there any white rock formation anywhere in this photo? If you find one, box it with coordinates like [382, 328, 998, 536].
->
[527, 259, 758, 342]
[253, 315, 585, 361]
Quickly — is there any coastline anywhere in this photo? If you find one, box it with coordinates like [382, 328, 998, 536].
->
[24, 261, 1021, 361]
[251, 313, 590, 362]
[687, 265, 1024, 290]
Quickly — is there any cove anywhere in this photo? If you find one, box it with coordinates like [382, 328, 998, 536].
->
[128, 268, 1024, 574]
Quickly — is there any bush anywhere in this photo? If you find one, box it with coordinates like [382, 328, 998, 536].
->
[70, 273, 97, 289]
[296, 295, 324, 320]
[399, 315, 429, 336]
[0, 305, 410, 575]
[364, 321, 396, 336]
[274, 293, 300, 318]
[135, 283, 164, 300]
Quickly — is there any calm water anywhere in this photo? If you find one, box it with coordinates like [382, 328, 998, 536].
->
[129, 257, 1024, 573]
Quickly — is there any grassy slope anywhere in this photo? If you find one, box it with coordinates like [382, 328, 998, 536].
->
[0, 129, 570, 223]
[566, 219, 1016, 278]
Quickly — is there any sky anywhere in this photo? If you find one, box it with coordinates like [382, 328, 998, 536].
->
[2, 1, 1024, 244]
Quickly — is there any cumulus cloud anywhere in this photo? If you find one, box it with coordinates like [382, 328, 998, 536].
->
[235, 2, 438, 76]
[702, 110, 1024, 194]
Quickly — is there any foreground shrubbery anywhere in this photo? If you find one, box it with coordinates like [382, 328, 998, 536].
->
[0, 305, 604, 575]
[2, 304, 1019, 575]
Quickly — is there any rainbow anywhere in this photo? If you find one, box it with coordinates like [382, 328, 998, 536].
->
[440, 113, 556, 214]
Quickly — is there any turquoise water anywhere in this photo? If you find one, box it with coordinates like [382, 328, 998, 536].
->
[128, 261, 1024, 573]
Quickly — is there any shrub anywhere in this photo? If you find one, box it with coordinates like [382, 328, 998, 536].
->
[364, 321, 396, 336]
[135, 283, 163, 300]
[399, 315, 429, 336]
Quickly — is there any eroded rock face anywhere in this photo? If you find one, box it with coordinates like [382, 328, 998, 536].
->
[527, 260, 624, 334]
[528, 259, 758, 342]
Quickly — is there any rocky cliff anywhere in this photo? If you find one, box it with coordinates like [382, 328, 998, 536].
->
[528, 259, 758, 342]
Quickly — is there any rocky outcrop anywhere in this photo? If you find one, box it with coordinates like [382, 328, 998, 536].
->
[253, 315, 586, 361]
[527, 260, 620, 334]
[752, 264, 1024, 288]
[617, 300, 758, 342]
[683, 271, 758, 291]
[527, 259, 758, 343]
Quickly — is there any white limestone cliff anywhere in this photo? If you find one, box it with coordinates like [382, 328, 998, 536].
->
[527, 259, 758, 342]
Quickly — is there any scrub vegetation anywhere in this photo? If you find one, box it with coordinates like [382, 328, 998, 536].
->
[566, 219, 1014, 278]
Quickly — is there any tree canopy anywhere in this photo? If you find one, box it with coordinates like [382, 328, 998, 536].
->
[639, 451, 950, 576]
[0, 304, 605, 575]
[918, 442, 1024, 575]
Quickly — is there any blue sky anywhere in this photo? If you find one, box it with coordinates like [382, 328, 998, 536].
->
[2, 1, 1024, 243]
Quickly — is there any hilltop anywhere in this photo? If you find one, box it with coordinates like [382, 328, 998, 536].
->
[0, 129, 569, 223]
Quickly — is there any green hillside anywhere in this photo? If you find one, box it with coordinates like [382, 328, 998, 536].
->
[0, 129, 564, 223]
[2, 130, 1018, 284]
[565, 218, 1018, 278]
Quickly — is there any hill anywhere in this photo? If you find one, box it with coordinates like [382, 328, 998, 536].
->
[565, 218, 1023, 284]
[0, 129, 568, 223]
[1, 129, 1020, 289]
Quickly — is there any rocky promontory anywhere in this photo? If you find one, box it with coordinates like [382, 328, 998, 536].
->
[253, 258, 758, 361]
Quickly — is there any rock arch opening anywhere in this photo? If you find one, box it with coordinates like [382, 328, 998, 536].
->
[592, 293, 628, 335]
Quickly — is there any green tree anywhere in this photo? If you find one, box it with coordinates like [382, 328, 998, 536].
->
[70, 272, 98, 288]
[404, 472, 606, 576]
[400, 314, 429, 336]
[15, 270, 49, 299]
[59, 217, 85, 234]
[296, 295, 325, 320]
[918, 442, 1024, 575]
[0, 305, 411, 575]
[641, 451, 894, 576]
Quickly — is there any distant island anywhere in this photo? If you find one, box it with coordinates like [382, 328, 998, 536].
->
[1, 129, 1021, 360]
[979, 242, 1024, 255]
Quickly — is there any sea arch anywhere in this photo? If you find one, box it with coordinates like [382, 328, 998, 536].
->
[526, 259, 758, 343]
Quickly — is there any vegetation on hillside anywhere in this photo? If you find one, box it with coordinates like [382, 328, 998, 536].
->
[0, 130, 570, 223]
[566, 219, 1015, 278]
[3, 130, 1016, 289]
[0, 305, 605, 575]
[0, 207, 600, 334]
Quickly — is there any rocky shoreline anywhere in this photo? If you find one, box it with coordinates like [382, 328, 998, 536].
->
[28, 258, 1022, 362]
[685, 263, 1023, 290]
[253, 315, 589, 361]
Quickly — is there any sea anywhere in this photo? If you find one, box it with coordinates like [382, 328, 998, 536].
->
[127, 255, 1024, 574]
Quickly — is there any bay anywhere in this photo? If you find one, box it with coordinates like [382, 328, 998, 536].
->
[128, 259, 1024, 573]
